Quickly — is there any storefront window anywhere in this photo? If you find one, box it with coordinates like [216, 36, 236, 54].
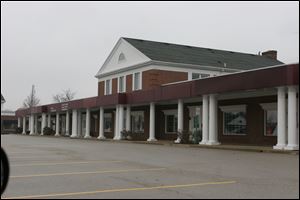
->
[104, 113, 112, 132]
[223, 111, 247, 135]
[131, 111, 144, 133]
[166, 115, 178, 133]
[265, 110, 277, 136]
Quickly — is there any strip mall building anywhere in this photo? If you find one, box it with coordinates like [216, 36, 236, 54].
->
[16, 38, 299, 150]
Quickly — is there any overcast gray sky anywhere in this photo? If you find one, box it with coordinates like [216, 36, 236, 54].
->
[1, 1, 299, 110]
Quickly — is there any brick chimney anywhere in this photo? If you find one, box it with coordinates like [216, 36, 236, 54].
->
[262, 50, 277, 60]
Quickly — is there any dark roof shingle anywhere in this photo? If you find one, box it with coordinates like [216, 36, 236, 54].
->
[123, 37, 283, 70]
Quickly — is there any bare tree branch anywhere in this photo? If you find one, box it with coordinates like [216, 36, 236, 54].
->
[23, 85, 40, 108]
[52, 89, 76, 103]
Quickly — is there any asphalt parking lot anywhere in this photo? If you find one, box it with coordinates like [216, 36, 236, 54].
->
[1, 134, 299, 199]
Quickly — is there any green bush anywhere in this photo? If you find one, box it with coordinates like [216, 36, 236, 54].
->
[15, 127, 23, 134]
[191, 129, 202, 144]
[43, 127, 55, 135]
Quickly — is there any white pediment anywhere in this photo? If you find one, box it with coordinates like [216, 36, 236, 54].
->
[95, 38, 151, 78]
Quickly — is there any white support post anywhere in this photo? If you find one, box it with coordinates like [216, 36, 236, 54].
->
[114, 105, 120, 140]
[207, 94, 220, 145]
[126, 105, 131, 132]
[119, 104, 124, 140]
[29, 114, 34, 135]
[274, 87, 287, 149]
[71, 110, 78, 138]
[77, 111, 82, 137]
[285, 86, 299, 150]
[175, 99, 184, 143]
[18, 117, 21, 127]
[148, 102, 157, 142]
[98, 107, 105, 140]
[22, 117, 26, 134]
[66, 111, 70, 136]
[47, 114, 51, 128]
[84, 108, 91, 138]
[55, 112, 60, 136]
[200, 95, 209, 145]
[34, 115, 38, 134]
[41, 113, 46, 136]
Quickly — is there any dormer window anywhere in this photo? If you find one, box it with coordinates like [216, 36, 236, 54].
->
[118, 53, 126, 63]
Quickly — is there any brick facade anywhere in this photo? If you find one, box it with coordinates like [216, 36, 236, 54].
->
[142, 69, 188, 91]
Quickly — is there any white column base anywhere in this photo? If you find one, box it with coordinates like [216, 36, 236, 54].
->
[206, 141, 220, 145]
[22, 132, 26, 135]
[70, 135, 78, 138]
[65, 133, 70, 137]
[84, 135, 92, 139]
[113, 136, 122, 140]
[55, 134, 60, 137]
[97, 136, 106, 140]
[273, 144, 286, 150]
[284, 145, 299, 151]
[147, 138, 157, 142]
[199, 140, 208, 145]
[29, 133, 36, 136]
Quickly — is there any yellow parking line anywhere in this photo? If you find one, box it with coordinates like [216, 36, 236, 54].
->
[11, 160, 123, 167]
[3, 180, 236, 199]
[11, 168, 167, 179]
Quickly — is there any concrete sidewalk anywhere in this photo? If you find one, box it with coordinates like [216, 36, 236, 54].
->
[17, 134, 299, 155]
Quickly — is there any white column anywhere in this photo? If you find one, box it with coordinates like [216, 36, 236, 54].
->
[285, 86, 299, 150]
[77, 111, 82, 137]
[55, 113, 60, 136]
[22, 117, 26, 134]
[119, 105, 124, 139]
[126, 105, 131, 132]
[29, 114, 34, 135]
[274, 87, 287, 149]
[114, 105, 120, 140]
[18, 117, 21, 127]
[71, 110, 78, 138]
[178, 99, 184, 132]
[34, 115, 38, 134]
[41, 113, 46, 135]
[84, 108, 91, 138]
[207, 94, 220, 145]
[200, 95, 209, 145]
[98, 107, 105, 140]
[47, 114, 51, 128]
[148, 102, 157, 141]
[66, 111, 70, 136]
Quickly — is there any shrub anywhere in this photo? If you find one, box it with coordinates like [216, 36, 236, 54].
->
[43, 127, 55, 135]
[191, 129, 202, 144]
[15, 127, 23, 134]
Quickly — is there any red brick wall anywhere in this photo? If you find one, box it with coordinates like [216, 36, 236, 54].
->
[142, 69, 188, 91]
[98, 81, 104, 96]
[126, 74, 133, 93]
[112, 78, 118, 94]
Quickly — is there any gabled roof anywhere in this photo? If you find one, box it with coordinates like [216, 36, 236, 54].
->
[123, 37, 283, 70]
[1, 94, 5, 103]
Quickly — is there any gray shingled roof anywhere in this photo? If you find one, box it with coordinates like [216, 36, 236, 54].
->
[123, 37, 283, 70]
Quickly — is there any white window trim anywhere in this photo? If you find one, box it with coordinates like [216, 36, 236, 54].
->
[260, 103, 277, 111]
[118, 76, 126, 93]
[132, 72, 142, 91]
[104, 79, 112, 95]
[220, 105, 247, 113]
[260, 103, 277, 137]
[220, 105, 247, 136]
